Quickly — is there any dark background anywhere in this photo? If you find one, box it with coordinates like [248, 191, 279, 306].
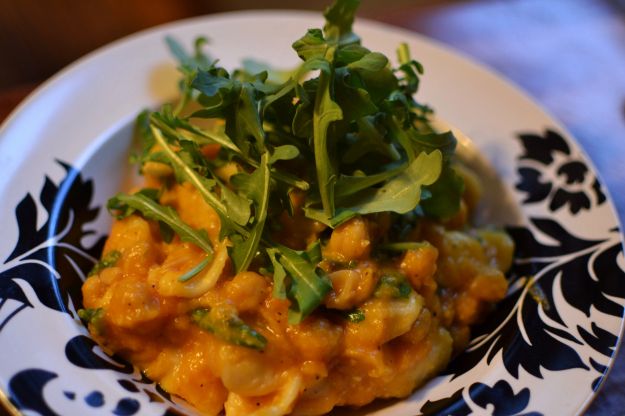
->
[1, 1, 625, 415]
[0, 0, 465, 90]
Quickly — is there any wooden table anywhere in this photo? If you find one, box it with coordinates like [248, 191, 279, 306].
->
[1, 0, 624, 415]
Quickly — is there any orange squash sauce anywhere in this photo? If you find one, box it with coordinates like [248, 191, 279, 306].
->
[82, 166, 513, 415]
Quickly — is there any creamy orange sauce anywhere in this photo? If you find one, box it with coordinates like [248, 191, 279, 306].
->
[82, 167, 513, 415]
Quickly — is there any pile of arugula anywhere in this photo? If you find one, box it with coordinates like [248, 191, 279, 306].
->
[107, 0, 463, 330]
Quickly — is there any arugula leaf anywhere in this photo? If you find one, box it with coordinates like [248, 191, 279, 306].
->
[192, 70, 268, 157]
[218, 176, 253, 227]
[409, 130, 457, 161]
[241, 58, 298, 84]
[420, 165, 465, 220]
[334, 67, 378, 122]
[166, 36, 191, 66]
[385, 114, 418, 161]
[192, 69, 235, 97]
[151, 111, 243, 155]
[347, 52, 388, 72]
[154, 110, 308, 192]
[304, 240, 322, 264]
[396, 42, 424, 96]
[292, 29, 347, 219]
[305, 150, 442, 227]
[88, 250, 121, 277]
[267, 248, 287, 299]
[341, 117, 399, 164]
[338, 150, 442, 216]
[269, 145, 300, 164]
[151, 126, 251, 233]
[315, 164, 403, 202]
[377, 241, 430, 252]
[262, 78, 298, 119]
[302, 206, 356, 228]
[312, 55, 343, 218]
[355, 65, 399, 104]
[292, 29, 329, 61]
[166, 36, 214, 116]
[229, 153, 271, 273]
[323, 0, 360, 44]
[191, 306, 267, 350]
[107, 191, 213, 257]
[289, 82, 313, 139]
[166, 35, 212, 71]
[232, 83, 266, 153]
[131, 110, 155, 165]
[191, 68, 240, 121]
[270, 244, 332, 324]
[335, 44, 370, 66]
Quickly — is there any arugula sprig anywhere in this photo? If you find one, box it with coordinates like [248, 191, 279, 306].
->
[112, 0, 465, 328]
[267, 244, 332, 324]
[107, 189, 214, 258]
[150, 126, 251, 235]
[229, 153, 271, 272]
[165, 36, 214, 116]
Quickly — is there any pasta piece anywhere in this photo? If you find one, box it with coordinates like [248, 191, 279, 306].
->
[224, 370, 303, 416]
[323, 217, 371, 262]
[149, 239, 230, 298]
[324, 261, 378, 310]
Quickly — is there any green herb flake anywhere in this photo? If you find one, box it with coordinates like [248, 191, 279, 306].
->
[345, 308, 365, 323]
[88, 250, 121, 277]
[375, 273, 412, 299]
[78, 308, 105, 335]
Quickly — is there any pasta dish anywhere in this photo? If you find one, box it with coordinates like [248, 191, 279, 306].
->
[80, 1, 514, 414]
